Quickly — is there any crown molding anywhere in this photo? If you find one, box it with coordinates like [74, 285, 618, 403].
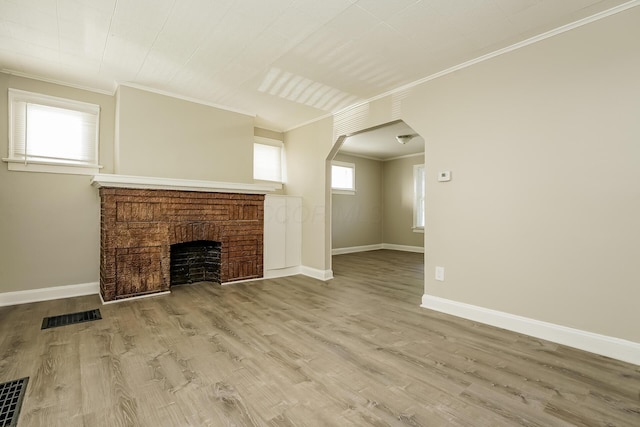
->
[117, 82, 256, 117]
[1, 69, 114, 95]
[284, 0, 640, 133]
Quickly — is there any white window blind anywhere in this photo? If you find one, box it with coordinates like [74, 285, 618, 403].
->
[6, 89, 100, 173]
[331, 161, 355, 193]
[253, 142, 283, 182]
[413, 164, 425, 229]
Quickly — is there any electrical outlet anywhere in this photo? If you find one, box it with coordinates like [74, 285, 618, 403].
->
[435, 266, 445, 281]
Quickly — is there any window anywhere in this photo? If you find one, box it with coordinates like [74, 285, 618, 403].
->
[253, 137, 284, 183]
[331, 161, 355, 194]
[4, 89, 101, 174]
[413, 164, 425, 231]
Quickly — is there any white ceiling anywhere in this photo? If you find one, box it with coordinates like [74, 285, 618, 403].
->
[340, 120, 424, 161]
[0, 0, 630, 131]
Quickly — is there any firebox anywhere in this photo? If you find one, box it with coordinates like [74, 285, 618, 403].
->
[170, 240, 221, 285]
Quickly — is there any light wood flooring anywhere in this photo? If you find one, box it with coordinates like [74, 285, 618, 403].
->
[0, 250, 638, 426]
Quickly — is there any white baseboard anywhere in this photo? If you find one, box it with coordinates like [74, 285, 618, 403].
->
[332, 244, 383, 255]
[100, 290, 170, 304]
[300, 266, 334, 281]
[263, 266, 302, 279]
[421, 294, 640, 366]
[0, 282, 100, 307]
[332, 243, 424, 255]
[382, 243, 424, 253]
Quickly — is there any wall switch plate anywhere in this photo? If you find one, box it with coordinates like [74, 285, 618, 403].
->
[435, 266, 445, 281]
[438, 171, 451, 182]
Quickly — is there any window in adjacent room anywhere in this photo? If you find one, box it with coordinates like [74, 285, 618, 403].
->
[331, 160, 355, 194]
[253, 137, 284, 183]
[4, 88, 101, 175]
[413, 164, 425, 232]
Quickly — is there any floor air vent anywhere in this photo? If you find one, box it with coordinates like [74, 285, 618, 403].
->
[41, 309, 102, 330]
[0, 377, 28, 427]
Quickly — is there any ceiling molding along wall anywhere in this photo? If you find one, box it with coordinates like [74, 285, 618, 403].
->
[0, 69, 115, 95]
[117, 82, 256, 117]
[384, 152, 425, 162]
[0, 71, 257, 118]
[336, 152, 382, 162]
[336, 152, 425, 162]
[284, 0, 640, 134]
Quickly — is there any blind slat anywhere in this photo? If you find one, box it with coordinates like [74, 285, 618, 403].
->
[9, 89, 99, 167]
[254, 143, 282, 182]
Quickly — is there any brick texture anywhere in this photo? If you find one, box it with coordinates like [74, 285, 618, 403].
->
[99, 188, 264, 301]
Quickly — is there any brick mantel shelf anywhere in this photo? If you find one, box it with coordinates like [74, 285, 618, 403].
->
[94, 174, 275, 302]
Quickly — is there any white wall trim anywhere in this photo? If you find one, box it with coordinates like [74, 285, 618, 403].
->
[0, 282, 99, 307]
[284, 1, 640, 133]
[118, 82, 256, 117]
[100, 290, 170, 304]
[91, 174, 279, 194]
[382, 243, 424, 253]
[421, 294, 640, 366]
[332, 244, 424, 255]
[263, 266, 302, 279]
[332, 244, 383, 255]
[384, 152, 425, 162]
[300, 266, 334, 281]
[0, 69, 114, 95]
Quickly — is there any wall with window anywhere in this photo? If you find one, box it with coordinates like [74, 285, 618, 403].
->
[331, 153, 425, 251]
[0, 73, 115, 293]
[382, 155, 425, 248]
[290, 7, 640, 344]
[0, 75, 260, 295]
[331, 154, 383, 249]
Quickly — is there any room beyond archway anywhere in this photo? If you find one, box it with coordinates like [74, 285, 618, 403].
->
[327, 120, 425, 281]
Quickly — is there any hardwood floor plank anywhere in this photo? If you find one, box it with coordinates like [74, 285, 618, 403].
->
[0, 250, 638, 426]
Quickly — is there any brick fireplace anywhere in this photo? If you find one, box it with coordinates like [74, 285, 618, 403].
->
[96, 182, 267, 302]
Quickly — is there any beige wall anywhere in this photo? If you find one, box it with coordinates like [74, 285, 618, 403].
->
[116, 85, 255, 182]
[284, 117, 334, 271]
[382, 155, 425, 248]
[0, 73, 115, 292]
[331, 154, 383, 249]
[254, 127, 284, 141]
[330, 152, 425, 250]
[291, 7, 640, 342]
[1, 78, 259, 294]
[406, 8, 640, 342]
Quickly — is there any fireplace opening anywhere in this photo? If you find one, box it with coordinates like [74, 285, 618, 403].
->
[170, 240, 221, 285]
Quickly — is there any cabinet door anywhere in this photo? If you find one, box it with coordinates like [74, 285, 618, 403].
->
[264, 196, 287, 270]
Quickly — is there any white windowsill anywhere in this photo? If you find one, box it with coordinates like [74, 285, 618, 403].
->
[332, 189, 356, 195]
[3, 158, 102, 175]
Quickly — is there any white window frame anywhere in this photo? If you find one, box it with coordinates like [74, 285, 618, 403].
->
[413, 164, 425, 232]
[4, 88, 102, 175]
[331, 160, 356, 195]
[253, 136, 285, 185]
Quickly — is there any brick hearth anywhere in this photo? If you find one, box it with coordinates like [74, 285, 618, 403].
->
[99, 188, 264, 301]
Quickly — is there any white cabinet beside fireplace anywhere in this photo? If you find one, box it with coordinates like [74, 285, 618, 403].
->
[264, 195, 302, 277]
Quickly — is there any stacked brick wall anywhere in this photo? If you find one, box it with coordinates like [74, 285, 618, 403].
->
[100, 188, 264, 301]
